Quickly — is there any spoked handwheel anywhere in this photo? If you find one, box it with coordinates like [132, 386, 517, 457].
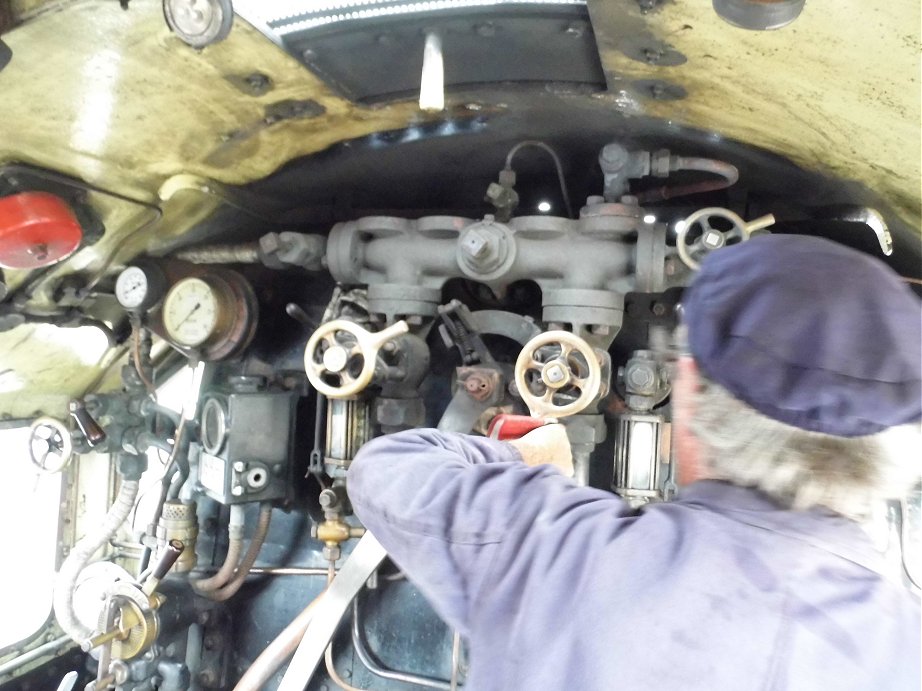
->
[28, 416, 74, 474]
[514, 331, 603, 419]
[304, 319, 409, 398]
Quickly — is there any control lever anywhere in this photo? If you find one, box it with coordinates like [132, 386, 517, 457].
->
[142, 539, 184, 596]
[68, 398, 107, 447]
[438, 300, 496, 366]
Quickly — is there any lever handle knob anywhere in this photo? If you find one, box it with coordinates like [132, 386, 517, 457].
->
[68, 399, 107, 447]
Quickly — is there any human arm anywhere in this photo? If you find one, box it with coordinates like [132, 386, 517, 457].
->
[346, 427, 622, 634]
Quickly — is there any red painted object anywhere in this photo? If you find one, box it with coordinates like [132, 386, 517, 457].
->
[0, 192, 83, 269]
[487, 414, 548, 440]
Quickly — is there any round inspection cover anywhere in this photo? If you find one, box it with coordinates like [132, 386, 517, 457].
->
[0, 192, 83, 269]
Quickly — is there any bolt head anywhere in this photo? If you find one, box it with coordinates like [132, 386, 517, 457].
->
[231, 485, 244, 497]
[461, 230, 490, 259]
[703, 230, 725, 248]
[322, 345, 349, 373]
[545, 364, 566, 383]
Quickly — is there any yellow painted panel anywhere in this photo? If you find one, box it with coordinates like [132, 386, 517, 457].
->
[588, 0, 921, 228]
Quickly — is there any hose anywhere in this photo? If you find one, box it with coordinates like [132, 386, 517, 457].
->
[206, 503, 273, 602]
[636, 156, 739, 203]
[194, 505, 246, 592]
[53, 479, 140, 642]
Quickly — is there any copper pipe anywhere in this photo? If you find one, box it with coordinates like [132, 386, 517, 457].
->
[194, 505, 246, 592]
[636, 157, 739, 203]
[208, 503, 273, 602]
[193, 538, 243, 592]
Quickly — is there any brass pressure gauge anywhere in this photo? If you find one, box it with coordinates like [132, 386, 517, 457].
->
[160, 272, 258, 360]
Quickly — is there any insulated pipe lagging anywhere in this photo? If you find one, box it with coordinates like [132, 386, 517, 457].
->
[53, 479, 140, 642]
[193, 504, 246, 592]
[207, 503, 273, 602]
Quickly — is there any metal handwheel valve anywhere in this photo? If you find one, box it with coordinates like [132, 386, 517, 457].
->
[304, 319, 410, 398]
[513, 330, 603, 419]
[28, 416, 74, 473]
[676, 207, 775, 270]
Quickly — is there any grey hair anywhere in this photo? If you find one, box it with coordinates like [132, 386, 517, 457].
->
[685, 374, 916, 520]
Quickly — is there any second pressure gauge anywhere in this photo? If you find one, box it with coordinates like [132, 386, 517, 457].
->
[115, 264, 166, 311]
[159, 271, 258, 359]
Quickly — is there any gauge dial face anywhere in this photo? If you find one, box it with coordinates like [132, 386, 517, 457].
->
[115, 266, 151, 310]
[162, 277, 220, 347]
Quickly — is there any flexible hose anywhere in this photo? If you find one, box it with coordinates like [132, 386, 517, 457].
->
[636, 156, 739, 203]
[207, 503, 273, 602]
[232, 591, 326, 691]
[194, 505, 246, 592]
[53, 479, 140, 642]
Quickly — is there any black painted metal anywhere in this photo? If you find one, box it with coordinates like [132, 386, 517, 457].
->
[284, 6, 605, 104]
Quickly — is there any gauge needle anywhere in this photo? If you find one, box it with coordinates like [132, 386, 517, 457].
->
[177, 302, 201, 326]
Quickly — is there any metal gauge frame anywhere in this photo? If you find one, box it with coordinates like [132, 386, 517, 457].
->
[114, 263, 167, 311]
[160, 270, 259, 361]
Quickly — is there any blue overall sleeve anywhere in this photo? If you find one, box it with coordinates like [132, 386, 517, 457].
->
[346, 428, 630, 636]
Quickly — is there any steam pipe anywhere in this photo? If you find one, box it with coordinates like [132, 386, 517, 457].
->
[636, 157, 739, 203]
[53, 479, 140, 642]
[351, 598, 452, 690]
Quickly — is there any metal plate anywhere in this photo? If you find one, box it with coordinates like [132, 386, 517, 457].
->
[285, 6, 606, 103]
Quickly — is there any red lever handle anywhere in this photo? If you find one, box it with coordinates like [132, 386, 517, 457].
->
[488, 414, 547, 440]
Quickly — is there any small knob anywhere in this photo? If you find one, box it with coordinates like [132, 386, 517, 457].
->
[68, 399, 107, 447]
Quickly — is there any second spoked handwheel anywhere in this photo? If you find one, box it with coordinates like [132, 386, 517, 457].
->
[514, 331, 603, 419]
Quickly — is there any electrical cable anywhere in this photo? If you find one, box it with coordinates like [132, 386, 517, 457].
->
[503, 140, 574, 219]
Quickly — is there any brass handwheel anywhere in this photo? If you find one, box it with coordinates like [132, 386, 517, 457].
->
[304, 319, 409, 398]
[514, 331, 603, 418]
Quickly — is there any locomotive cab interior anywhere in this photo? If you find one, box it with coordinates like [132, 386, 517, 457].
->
[0, 1, 919, 689]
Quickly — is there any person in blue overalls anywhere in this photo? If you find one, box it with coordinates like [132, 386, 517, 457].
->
[348, 235, 922, 691]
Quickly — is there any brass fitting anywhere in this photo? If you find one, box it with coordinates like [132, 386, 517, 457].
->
[315, 519, 365, 546]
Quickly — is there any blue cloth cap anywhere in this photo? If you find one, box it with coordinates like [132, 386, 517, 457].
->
[684, 235, 922, 437]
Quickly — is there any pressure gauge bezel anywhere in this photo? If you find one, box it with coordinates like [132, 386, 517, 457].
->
[162, 276, 226, 347]
[158, 270, 259, 361]
[115, 264, 166, 311]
